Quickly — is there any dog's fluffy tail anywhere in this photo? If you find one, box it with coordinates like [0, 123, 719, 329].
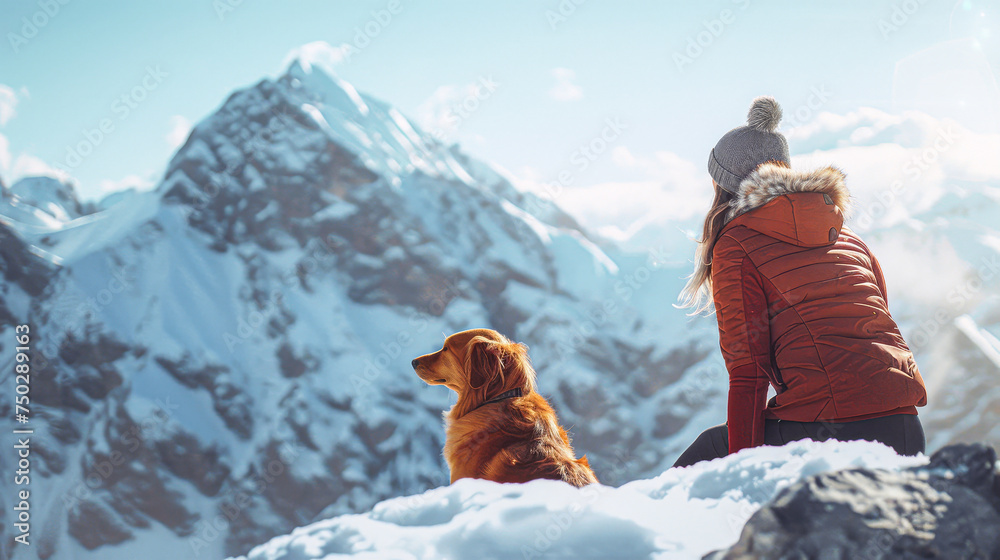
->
[566, 455, 598, 487]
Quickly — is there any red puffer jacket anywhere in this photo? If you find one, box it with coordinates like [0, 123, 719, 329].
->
[711, 163, 927, 454]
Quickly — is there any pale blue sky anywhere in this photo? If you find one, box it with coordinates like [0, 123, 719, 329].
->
[0, 0, 994, 201]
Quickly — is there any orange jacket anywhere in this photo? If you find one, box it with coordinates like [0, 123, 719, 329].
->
[711, 163, 927, 454]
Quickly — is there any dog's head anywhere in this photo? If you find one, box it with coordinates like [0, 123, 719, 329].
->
[411, 328, 536, 408]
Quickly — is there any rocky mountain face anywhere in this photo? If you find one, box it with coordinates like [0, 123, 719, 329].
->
[0, 222, 51, 326]
[0, 62, 721, 559]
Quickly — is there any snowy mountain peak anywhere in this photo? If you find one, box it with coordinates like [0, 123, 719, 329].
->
[284, 60, 371, 118]
[158, 59, 592, 258]
[0, 52, 694, 560]
[0, 175, 92, 232]
[278, 59, 484, 189]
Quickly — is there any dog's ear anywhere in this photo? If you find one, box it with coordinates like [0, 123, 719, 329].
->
[467, 336, 505, 391]
[502, 342, 536, 392]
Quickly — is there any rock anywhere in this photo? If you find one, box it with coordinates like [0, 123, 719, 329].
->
[0, 222, 52, 297]
[704, 444, 1000, 559]
[67, 500, 133, 550]
[915, 443, 1000, 512]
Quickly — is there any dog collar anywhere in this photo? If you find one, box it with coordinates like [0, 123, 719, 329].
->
[472, 388, 523, 411]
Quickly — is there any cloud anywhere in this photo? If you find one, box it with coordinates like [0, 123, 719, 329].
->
[788, 107, 1000, 232]
[0, 87, 50, 185]
[415, 77, 497, 141]
[891, 37, 1000, 134]
[281, 41, 353, 76]
[512, 108, 1000, 259]
[548, 68, 583, 102]
[513, 146, 709, 251]
[1, 129, 74, 185]
[0, 84, 21, 126]
[98, 173, 154, 195]
[0, 132, 10, 172]
[166, 115, 192, 150]
[558, 148, 708, 243]
[10, 153, 72, 182]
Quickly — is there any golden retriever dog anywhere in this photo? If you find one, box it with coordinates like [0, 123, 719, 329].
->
[411, 328, 597, 487]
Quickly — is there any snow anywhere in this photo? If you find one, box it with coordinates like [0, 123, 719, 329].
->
[955, 314, 1000, 371]
[0, 176, 89, 237]
[313, 200, 358, 221]
[500, 199, 552, 243]
[2, 187, 160, 265]
[281, 61, 485, 191]
[230, 440, 927, 560]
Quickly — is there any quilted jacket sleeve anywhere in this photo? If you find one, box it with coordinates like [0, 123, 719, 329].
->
[711, 233, 772, 454]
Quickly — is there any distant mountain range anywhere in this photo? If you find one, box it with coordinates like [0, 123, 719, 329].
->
[1, 60, 998, 559]
[0, 61, 721, 559]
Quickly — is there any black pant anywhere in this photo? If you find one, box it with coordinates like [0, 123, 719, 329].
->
[673, 413, 925, 468]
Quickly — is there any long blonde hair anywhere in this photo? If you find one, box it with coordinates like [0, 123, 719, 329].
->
[676, 181, 734, 315]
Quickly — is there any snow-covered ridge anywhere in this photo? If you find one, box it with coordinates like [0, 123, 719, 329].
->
[0, 176, 92, 232]
[0, 58, 719, 560]
[229, 440, 928, 560]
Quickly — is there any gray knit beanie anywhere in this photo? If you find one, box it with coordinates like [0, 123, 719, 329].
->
[708, 96, 791, 193]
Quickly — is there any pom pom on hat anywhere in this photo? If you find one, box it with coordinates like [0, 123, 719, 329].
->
[747, 96, 782, 133]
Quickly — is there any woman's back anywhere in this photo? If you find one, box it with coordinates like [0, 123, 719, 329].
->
[712, 162, 927, 424]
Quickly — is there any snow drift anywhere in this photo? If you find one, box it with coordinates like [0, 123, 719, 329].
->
[228, 440, 935, 560]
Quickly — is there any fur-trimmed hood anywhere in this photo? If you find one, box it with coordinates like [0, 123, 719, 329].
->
[722, 163, 853, 247]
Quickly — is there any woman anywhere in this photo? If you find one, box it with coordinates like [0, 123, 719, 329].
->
[673, 96, 927, 467]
